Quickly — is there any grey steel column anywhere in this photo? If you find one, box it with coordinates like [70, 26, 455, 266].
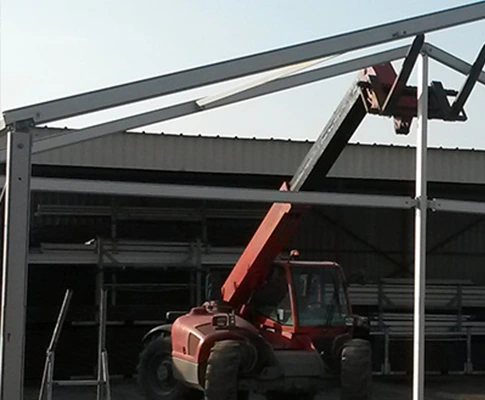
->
[413, 52, 428, 400]
[0, 129, 32, 399]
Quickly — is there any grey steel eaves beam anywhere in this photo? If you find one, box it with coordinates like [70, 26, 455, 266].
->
[432, 198, 485, 215]
[18, 176, 485, 216]
[3, 1, 485, 126]
[0, 45, 410, 162]
[423, 43, 485, 86]
[28, 176, 415, 210]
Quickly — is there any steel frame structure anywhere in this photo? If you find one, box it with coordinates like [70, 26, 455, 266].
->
[1, 2, 485, 399]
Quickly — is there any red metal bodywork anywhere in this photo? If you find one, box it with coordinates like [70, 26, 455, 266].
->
[172, 260, 353, 369]
[171, 183, 352, 387]
[171, 306, 260, 366]
[221, 183, 306, 309]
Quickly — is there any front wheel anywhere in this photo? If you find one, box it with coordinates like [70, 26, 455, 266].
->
[138, 335, 188, 400]
[340, 339, 372, 400]
[204, 340, 248, 400]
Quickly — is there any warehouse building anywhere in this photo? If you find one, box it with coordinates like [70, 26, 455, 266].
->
[3, 127, 485, 380]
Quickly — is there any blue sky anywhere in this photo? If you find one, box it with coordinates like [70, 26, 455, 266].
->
[1, 0, 484, 148]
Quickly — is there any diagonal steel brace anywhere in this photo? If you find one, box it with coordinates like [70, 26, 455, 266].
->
[382, 34, 425, 113]
[448, 44, 485, 119]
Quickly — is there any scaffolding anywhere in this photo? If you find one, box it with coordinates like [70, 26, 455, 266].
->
[38, 289, 111, 400]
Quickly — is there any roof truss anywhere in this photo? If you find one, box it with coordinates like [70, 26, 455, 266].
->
[3, 1, 485, 128]
[0, 5, 484, 400]
[0, 40, 484, 163]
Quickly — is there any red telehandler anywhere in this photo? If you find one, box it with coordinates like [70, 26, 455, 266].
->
[136, 74, 374, 399]
[137, 36, 471, 399]
[138, 193, 372, 400]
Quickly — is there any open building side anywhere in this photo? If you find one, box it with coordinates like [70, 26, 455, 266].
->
[2, 128, 485, 379]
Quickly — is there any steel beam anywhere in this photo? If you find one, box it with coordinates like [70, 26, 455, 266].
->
[413, 51, 428, 400]
[6, 175, 485, 216]
[290, 83, 365, 191]
[196, 56, 331, 109]
[206, 46, 410, 108]
[0, 46, 410, 162]
[5, 40, 483, 161]
[15, 101, 200, 158]
[448, 44, 485, 119]
[4, 2, 485, 126]
[424, 43, 485, 86]
[0, 130, 32, 400]
[27, 176, 416, 209]
[382, 34, 424, 112]
[432, 198, 485, 215]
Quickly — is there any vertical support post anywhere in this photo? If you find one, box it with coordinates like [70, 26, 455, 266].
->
[384, 327, 391, 375]
[0, 129, 32, 400]
[38, 289, 73, 400]
[378, 281, 384, 330]
[97, 289, 108, 400]
[413, 51, 428, 400]
[196, 239, 203, 305]
[465, 327, 473, 374]
[95, 238, 104, 312]
[101, 350, 111, 400]
[189, 270, 195, 305]
[189, 243, 195, 305]
[457, 284, 463, 330]
[45, 353, 54, 400]
[96, 239, 107, 400]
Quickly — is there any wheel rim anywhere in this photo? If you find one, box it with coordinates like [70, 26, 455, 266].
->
[149, 354, 179, 395]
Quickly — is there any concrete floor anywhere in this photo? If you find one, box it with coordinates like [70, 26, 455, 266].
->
[26, 376, 485, 399]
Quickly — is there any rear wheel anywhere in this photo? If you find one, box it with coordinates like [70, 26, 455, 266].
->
[340, 339, 372, 400]
[138, 335, 188, 400]
[204, 340, 249, 400]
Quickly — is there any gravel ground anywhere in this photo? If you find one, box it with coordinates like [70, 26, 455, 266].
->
[25, 375, 485, 399]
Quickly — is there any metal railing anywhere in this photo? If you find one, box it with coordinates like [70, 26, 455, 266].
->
[348, 280, 485, 375]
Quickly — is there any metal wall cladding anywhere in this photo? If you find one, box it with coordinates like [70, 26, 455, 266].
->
[288, 207, 485, 284]
[29, 128, 311, 176]
[16, 127, 485, 184]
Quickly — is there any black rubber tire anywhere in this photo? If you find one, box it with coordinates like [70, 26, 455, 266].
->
[138, 335, 187, 400]
[340, 339, 372, 400]
[204, 340, 248, 400]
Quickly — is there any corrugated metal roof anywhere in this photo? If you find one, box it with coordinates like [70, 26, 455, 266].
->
[2, 127, 485, 184]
